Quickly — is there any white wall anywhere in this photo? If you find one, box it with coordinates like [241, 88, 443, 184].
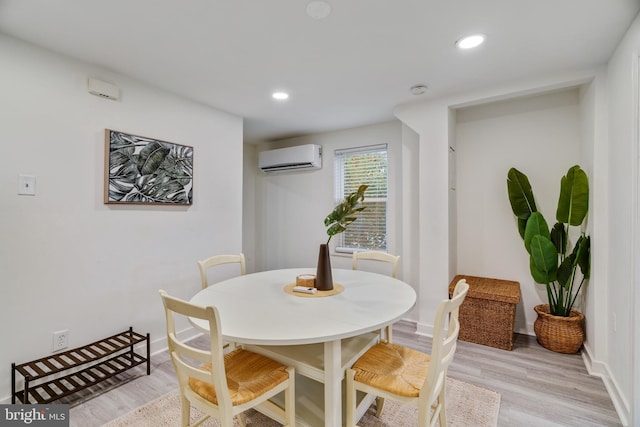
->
[245, 121, 420, 319]
[578, 71, 611, 383]
[454, 89, 583, 334]
[0, 35, 244, 402]
[243, 139, 259, 274]
[605, 12, 640, 426]
[394, 100, 453, 334]
[400, 124, 420, 317]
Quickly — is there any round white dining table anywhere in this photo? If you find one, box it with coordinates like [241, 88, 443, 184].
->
[189, 268, 416, 427]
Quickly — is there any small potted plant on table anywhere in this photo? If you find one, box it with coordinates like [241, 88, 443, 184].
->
[316, 184, 368, 291]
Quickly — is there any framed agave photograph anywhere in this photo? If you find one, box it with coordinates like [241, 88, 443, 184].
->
[104, 129, 193, 205]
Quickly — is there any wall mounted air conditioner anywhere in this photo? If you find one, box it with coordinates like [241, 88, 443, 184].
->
[259, 144, 322, 173]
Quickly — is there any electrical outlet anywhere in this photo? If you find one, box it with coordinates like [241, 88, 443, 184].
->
[52, 330, 69, 352]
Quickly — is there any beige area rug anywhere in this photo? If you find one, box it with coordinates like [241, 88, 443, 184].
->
[103, 377, 499, 427]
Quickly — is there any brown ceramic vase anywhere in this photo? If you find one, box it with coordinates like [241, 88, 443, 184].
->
[315, 243, 334, 291]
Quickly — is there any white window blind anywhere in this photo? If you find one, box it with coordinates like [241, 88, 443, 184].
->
[334, 144, 388, 252]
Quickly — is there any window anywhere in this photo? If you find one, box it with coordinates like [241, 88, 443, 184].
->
[334, 144, 388, 253]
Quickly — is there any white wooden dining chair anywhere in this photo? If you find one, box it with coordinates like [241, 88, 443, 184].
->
[159, 290, 295, 427]
[352, 250, 400, 342]
[198, 253, 246, 289]
[352, 250, 400, 278]
[346, 279, 469, 426]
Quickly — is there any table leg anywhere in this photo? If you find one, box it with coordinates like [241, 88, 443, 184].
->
[324, 339, 342, 427]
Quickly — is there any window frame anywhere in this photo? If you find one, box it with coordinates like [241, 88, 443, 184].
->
[333, 143, 388, 254]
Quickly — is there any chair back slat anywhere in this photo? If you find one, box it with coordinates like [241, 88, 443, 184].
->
[198, 253, 246, 289]
[168, 334, 210, 363]
[171, 350, 216, 385]
[420, 279, 469, 410]
[159, 290, 232, 410]
[352, 250, 400, 278]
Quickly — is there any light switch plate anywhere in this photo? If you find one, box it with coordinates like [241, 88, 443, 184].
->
[18, 174, 36, 195]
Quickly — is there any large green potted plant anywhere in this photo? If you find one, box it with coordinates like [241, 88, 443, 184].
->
[316, 184, 368, 291]
[507, 165, 591, 353]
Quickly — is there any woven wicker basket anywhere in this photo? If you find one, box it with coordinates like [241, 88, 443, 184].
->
[533, 304, 585, 354]
[449, 275, 521, 350]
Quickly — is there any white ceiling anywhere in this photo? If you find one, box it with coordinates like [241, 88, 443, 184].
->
[0, 0, 638, 142]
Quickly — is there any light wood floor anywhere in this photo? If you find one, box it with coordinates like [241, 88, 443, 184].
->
[65, 320, 621, 426]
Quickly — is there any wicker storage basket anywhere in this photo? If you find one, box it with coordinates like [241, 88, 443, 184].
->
[533, 304, 584, 353]
[449, 275, 521, 351]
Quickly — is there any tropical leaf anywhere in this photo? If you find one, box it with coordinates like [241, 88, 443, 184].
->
[132, 172, 190, 204]
[108, 178, 135, 201]
[171, 145, 194, 171]
[556, 165, 589, 226]
[324, 184, 368, 243]
[326, 223, 346, 236]
[137, 141, 170, 175]
[109, 131, 136, 153]
[575, 235, 590, 280]
[529, 235, 558, 284]
[124, 192, 147, 203]
[110, 151, 137, 175]
[530, 257, 553, 285]
[550, 222, 567, 256]
[523, 212, 550, 254]
[517, 218, 527, 239]
[107, 137, 138, 201]
[163, 145, 193, 183]
[507, 168, 537, 219]
[556, 256, 575, 289]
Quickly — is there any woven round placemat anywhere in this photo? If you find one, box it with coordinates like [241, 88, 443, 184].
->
[283, 283, 344, 298]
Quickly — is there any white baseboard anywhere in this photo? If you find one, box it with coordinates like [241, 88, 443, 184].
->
[581, 343, 630, 426]
[416, 319, 630, 426]
[415, 320, 433, 337]
[149, 326, 203, 356]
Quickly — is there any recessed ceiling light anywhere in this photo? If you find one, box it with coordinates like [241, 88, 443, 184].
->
[456, 34, 485, 50]
[410, 84, 428, 95]
[272, 92, 289, 100]
[306, 1, 331, 19]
